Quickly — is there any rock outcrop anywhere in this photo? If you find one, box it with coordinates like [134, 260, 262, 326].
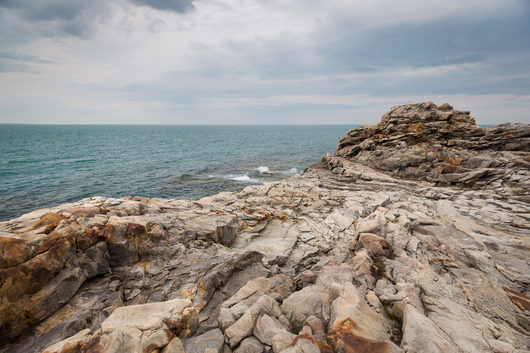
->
[0, 102, 528, 353]
[331, 102, 530, 195]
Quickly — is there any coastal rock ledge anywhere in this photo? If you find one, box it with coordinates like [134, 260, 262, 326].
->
[1, 102, 529, 353]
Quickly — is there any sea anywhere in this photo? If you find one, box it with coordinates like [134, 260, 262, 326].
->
[0, 125, 354, 221]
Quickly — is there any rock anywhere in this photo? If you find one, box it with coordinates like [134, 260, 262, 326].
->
[25, 267, 88, 324]
[161, 338, 186, 353]
[234, 337, 264, 353]
[252, 314, 295, 353]
[358, 233, 389, 255]
[304, 316, 325, 340]
[41, 329, 92, 353]
[224, 295, 283, 348]
[281, 286, 328, 332]
[327, 318, 401, 353]
[219, 275, 294, 331]
[100, 299, 192, 333]
[356, 219, 380, 234]
[86, 326, 143, 353]
[328, 283, 397, 343]
[331, 102, 530, 191]
[401, 304, 459, 353]
[61, 207, 106, 218]
[236, 220, 298, 262]
[81, 299, 194, 353]
[283, 334, 325, 353]
[184, 329, 224, 353]
[0, 102, 529, 353]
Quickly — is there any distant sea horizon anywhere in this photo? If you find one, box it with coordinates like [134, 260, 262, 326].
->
[0, 124, 354, 221]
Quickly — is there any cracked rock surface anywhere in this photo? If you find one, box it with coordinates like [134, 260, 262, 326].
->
[0, 102, 529, 353]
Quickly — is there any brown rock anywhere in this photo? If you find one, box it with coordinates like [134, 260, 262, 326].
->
[331, 102, 530, 189]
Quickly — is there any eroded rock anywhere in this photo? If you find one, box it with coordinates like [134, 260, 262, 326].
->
[0, 102, 528, 353]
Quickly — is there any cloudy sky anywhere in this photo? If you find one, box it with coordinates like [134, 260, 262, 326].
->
[0, 0, 529, 124]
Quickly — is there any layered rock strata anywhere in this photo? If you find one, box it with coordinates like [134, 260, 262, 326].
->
[333, 101, 530, 195]
[0, 102, 528, 353]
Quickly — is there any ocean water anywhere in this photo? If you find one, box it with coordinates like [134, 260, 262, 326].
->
[0, 125, 353, 221]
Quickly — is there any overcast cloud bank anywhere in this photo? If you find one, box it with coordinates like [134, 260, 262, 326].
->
[0, 0, 529, 124]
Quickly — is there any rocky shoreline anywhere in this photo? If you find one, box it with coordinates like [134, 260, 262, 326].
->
[1, 102, 529, 353]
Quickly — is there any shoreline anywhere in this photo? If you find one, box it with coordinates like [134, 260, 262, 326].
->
[1, 102, 529, 353]
[0, 125, 349, 222]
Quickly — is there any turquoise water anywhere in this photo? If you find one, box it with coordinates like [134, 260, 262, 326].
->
[0, 125, 353, 221]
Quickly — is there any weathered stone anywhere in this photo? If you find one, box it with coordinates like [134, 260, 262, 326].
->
[224, 295, 283, 348]
[401, 304, 459, 353]
[219, 275, 294, 331]
[358, 233, 389, 255]
[284, 334, 324, 353]
[281, 286, 328, 332]
[0, 102, 529, 353]
[305, 316, 325, 341]
[332, 102, 530, 190]
[86, 326, 143, 353]
[41, 329, 92, 353]
[102, 299, 192, 333]
[161, 338, 186, 353]
[234, 336, 264, 353]
[252, 314, 294, 352]
[184, 328, 224, 353]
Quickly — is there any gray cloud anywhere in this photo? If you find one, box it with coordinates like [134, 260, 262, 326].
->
[129, 0, 194, 13]
[0, 0, 108, 39]
[0, 0, 194, 41]
[1, 0, 87, 21]
[0, 51, 54, 64]
[0, 50, 54, 73]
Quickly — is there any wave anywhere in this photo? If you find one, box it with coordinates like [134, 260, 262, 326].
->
[279, 167, 299, 175]
[230, 174, 261, 183]
[207, 173, 260, 183]
[232, 174, 251, 182]
[256, 166, 271, 174]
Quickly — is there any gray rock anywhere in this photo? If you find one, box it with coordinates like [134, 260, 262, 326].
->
[234, 337, 264, 353]
[184, 329, 225, 353]
[224, 296, 283, 348]
[252, 314, 294, 350]
[281, 286, 327, 332]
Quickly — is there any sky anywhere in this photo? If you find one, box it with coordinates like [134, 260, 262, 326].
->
[0, 0, 529, 124]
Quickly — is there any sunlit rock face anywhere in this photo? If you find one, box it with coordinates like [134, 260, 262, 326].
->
[1, 103, 529, 353]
